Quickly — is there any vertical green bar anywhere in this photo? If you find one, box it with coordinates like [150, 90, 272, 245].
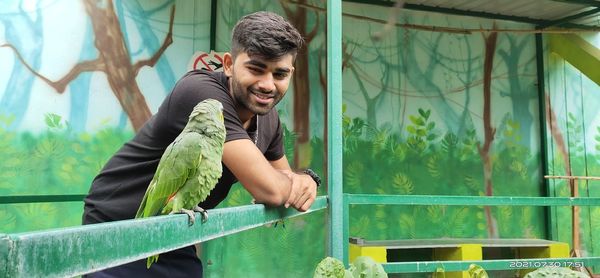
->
[209, 0, 217, 51]
[343, 194, 350, 265]
[327, 0, 344, 261]
[535, 33, 556, 241]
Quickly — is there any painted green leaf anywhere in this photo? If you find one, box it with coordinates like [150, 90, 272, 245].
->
[407, 125, 417, 134]
[418, 108, 430, 120]
[44, 113, 63, 128]
[409, 115, 424, 126]
[427, 121, 435, 130]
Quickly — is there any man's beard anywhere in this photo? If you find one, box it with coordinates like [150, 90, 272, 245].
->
[230, 77, 282, 115]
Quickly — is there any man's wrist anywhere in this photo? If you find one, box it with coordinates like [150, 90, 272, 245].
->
[302, 168, 321, 187]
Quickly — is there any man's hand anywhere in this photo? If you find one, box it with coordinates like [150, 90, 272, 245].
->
[282, 170, 317, 212]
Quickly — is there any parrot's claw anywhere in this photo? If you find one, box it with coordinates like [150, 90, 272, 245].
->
[172, 208, 196, 226]
[193, 206, 208, 223]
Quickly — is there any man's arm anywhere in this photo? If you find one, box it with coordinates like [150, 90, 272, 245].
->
[269, 155, 317, 212]
[222, 139, 292, 206]
[222, 139, 317, 211]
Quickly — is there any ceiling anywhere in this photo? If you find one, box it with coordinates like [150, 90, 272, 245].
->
[343, 0, 600, 29]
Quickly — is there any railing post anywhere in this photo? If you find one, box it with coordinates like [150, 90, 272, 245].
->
[343, 193, 350, 265]
[327, 0, 344, 262]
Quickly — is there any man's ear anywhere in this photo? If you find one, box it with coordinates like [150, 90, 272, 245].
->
[223, 52, 233, 77]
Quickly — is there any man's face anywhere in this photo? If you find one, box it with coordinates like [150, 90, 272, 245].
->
[225, 52, 295, 116]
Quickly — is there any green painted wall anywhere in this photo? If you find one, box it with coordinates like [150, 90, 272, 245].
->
[545, 44, 600, 261]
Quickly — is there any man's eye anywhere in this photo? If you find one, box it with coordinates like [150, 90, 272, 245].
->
[248, 67, 262, 73]
[274, 72, 289, 79]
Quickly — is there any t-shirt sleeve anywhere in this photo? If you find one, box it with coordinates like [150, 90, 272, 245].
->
[152, 71, 250, 143]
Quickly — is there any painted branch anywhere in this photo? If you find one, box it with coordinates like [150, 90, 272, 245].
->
[304, 9, 320, 42]
[83, 0, 155, 131]
[132, 5, 176, 76]
[0, 43, 104, 93]
[545, 175, 600, 181]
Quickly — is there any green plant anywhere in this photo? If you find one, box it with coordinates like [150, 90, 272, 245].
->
[313, 256, 387, 278]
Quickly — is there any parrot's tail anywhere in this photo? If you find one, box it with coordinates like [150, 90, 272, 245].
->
[146, 254, 160, 269]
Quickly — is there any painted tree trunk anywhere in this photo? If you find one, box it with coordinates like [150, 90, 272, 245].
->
[83, 0, 151, 131]
[499, 36, 535, 147]
[405, 34, 462, 135]
[0, 11, 42, 130]
[545, 95, 580, 254]
[69, 22, 95, 132]
[479, 31, 498, 238]
[287, 0, 312, 169]
[121, 0, 176, 95]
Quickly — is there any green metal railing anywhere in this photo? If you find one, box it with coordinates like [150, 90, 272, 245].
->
[0, 196, 328, 277]
[340, 194, 600, 273]
[0, 194, 87, 204]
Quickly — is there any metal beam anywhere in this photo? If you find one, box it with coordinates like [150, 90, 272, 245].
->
[0, 196, 327, 278]
[549, 33, 600, 87]
[342, 0, 545, 25]
[342, 0, 600, 29]
[209, 0, 217, 50]
[539, 7, 600, 28]
[346, 194, 600, 206]
[327, 0, 344, 263]
[550, 0, 600, 8]
[534, 33, 556, 241]
[0, 194, 86, 204]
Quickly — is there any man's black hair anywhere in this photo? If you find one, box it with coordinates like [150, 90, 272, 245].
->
[231, 11, 304, 60]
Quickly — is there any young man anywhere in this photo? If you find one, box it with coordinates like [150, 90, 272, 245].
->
[82, 11, 319, 277]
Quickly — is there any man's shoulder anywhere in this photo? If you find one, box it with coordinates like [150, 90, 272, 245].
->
[171, 70, 230, 103]
[181, 70, 227, 84]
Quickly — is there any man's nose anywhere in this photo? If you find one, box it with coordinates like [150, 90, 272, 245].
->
[256, 73, 275, 93]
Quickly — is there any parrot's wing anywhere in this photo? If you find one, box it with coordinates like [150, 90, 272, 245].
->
[136, 133, 204, 218]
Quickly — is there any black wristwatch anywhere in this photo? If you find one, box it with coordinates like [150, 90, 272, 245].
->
[302, 168, 321, 187]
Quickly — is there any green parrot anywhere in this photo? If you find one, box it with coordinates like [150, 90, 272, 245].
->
[135, 98, 226, 268]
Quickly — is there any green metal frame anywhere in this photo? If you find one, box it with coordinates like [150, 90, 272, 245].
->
[327, 0, 344, 262]
[209, 0, 217, 51]
[0, 194, 87, 204]
[342, 0, 600, 30]
[0, 196, 327, 277]
[342, 194, 600, 273]
[535, 32, 556, 241]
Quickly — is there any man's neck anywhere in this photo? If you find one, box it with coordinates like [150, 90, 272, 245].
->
[242, 114, 256, 130]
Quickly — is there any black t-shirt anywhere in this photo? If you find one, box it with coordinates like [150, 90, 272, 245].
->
[83, 70, 284, 224]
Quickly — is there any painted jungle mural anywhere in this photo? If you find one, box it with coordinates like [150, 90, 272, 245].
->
[1, 0, 599, 277]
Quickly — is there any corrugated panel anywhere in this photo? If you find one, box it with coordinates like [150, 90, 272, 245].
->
[405, 0, 600, 26]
